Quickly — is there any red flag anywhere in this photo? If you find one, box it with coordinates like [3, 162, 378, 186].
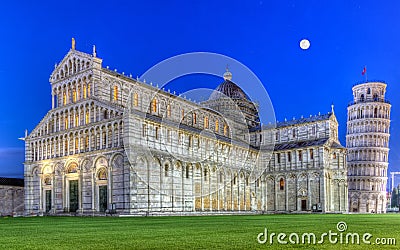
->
[362, 66, 366, 75]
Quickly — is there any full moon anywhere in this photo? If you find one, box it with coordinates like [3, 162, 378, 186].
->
[300, 39, 310, 50]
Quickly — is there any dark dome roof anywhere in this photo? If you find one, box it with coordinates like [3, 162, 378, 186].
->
[209, 80, 251, 101]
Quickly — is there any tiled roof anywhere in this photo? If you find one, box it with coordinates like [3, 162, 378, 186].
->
[0, 177, 24, 187]
[274, 138, 329, 151]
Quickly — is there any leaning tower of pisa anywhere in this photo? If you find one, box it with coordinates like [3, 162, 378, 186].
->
[346, 81, 391, 213]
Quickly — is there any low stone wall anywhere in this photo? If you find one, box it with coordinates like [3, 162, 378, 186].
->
[0, 185, 24, 216]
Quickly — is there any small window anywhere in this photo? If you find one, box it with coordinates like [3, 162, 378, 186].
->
[142, 124, 147, 137]
[186, 165, 190, 178]
[367, 88, 371, 94]
[277, 153, 281, 163]
[83, 85, 87, 99]
[204, 168, 208, 181]
[152, 98, 157, 113]
[85, 136, 89, 150]
[63, 93, 67, 105]
[292, 129, 296, 138]
[113, 86, 118, 101]
[155, 127, 159, 140]
[287, 152, 291, 162]
[279, 178, 284, 190]
[275, 131, 279, 141]
[164, 164, 169, 177]
[310, 149, 314, 159]
[167, 104, 171, 117]
[87, 84, 91, 97]
[224, 124, 228, 136]
[167, 129, 171, 143]
[73, 89, 77, 102]
[204, 116, 209, 129]
[181, 109, 184, 120]
[298, 150, 302, 161]
[215, 120, 219, 132]
[193, 113, 197, 124]
[134, 93, 139, 107]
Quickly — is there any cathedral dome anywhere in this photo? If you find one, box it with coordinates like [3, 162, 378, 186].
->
[209, 70, 251, 101]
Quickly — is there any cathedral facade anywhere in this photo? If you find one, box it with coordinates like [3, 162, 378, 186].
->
[23, 42, 348, 215]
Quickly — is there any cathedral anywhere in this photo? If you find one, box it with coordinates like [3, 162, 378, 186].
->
[23, 40, 349, 215]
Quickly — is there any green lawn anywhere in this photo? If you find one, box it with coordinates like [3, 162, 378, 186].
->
[0, 214, 398, 249]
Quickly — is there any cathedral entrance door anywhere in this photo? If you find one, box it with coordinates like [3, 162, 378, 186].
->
[99, 185, 108, 212]
[69, 180, 79, 212]
[301, 200, 307, 211]
[45, 190, 52, 213]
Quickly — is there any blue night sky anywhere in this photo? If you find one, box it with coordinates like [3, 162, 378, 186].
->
[1, 1, 400, 180]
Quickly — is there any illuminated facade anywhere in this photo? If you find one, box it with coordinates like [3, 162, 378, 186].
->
[346, 82, 391, 213]
[23, 41, 347, 215]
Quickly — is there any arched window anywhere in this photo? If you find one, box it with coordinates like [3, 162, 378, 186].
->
[186, 165, 190, 178]
[215, 120, 219, 132]
[75, 138, 79, 151]
[204, 116, 209, 129]
[83, 85, 87, 99]
[73, 89, 77, 102]
[85, 136, 89, 150]
[164, 164, 169, 177]
[279, 178, 284, 190]
[63, 92, 67, 105]
[204, 168, 208, 181]
[85, 112, 89, 124]
[373, 93, 378, 101]
[224, 124, 228, 136]
[360, 94, 365, 102]
[193, 113, 197, 124]
[167, 104, 171, 117]
[152, 98, 157, 113]
[87, 84, 91, 97]
[64, 117, 68, 130]
[113, 86, 118, 101]
[134, 93, 139, 106]
[367, 88, 371, 94]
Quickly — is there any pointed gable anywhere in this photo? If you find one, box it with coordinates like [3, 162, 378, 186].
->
[49, 40, 102, 84]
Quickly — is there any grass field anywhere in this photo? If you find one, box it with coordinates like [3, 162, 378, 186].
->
[0, 214, 398, 249]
